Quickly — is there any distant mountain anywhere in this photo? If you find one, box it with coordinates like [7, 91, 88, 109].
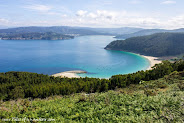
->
[2, 26, 184, 40]
[0, 26, 144, 36]
[171, 28, 184, 32]
[0, 32, 74, 40]
[0, 26, 104, 36]
[105, 33, 184, 57]
[115, 28, 184, 39]
[85, 27, 143, 35]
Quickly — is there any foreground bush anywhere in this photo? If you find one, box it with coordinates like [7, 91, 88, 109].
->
[0, 83, 183, 122]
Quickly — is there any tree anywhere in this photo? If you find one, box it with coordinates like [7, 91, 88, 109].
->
[9, 86, 25, 99]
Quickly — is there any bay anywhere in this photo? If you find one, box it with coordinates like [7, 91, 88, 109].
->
[0, 35, 150, 78]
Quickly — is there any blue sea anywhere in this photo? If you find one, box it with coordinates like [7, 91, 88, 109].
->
[0, 35, 150, 78]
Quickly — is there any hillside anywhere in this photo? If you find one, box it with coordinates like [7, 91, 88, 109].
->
[1, 70, 184, 122]
[105, 33, 184, 57]
[0, 32, 74, 40]
[2, 26, 184, 39]
[87, 27, 143, 35]
[115, 28, 184, 39]
[0, 26, 143, 36]
[0, 59, 184, 100]
[0, 26, 102, 36]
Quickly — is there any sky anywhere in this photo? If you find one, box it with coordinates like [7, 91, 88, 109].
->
[0, 0, 184, 29]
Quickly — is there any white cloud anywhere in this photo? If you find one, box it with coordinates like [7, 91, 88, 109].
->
[87, 13, 98, 19]
[77, 10, 126, 21]
[24, 4, 52, 12]
[73, 10, 184, 29]
[2, 9, 184, 29]
[62, 14, 67, 17]
[76, 10, 88, 17]
[96, 10, 117, 19]
[161, 0, 176, 4]
[165, 15, 184, 28]
[0, 18, 9, 23]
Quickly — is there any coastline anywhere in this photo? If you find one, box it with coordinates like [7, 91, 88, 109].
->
[51, 70, 86, 78]
[141, 55, 162, 70]
[51, 52, 162, 78]
[105, 49, 162, 71]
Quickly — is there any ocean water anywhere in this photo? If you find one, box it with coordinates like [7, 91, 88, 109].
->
[0, 35, 149, 78]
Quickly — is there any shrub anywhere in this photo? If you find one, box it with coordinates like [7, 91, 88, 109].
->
[144, 89, 157, 96]
[177, 81, 184, 91]
[77, 93, 87, 103]
[157, 82, 168, 89]
[9, 86, 25, 99]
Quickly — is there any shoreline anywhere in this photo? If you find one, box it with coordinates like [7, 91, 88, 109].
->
[141, 55, 162, 70]
[105, 49, 162, 71]
[51, 70, 86, 78]
[51, 53, 162, 78]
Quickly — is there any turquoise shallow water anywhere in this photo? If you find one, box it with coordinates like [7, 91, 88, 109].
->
[0, 35, 150, 78]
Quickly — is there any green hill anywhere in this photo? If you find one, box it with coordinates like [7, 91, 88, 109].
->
[0, 26, 143, 36]
[1, 69, 184, 122]
[0, 26, 101, 36]
[0, 32, 74, 40]
[105, 33, 184, 57]
[115, 28, 184, 39]
[0, 60, 184, 101]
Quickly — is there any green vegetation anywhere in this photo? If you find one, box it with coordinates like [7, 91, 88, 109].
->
[0, 70, 184, 122]
[106, 33, 184, 57]
[115, 29, 166, 39]
[0, 60, 184, 101]
[115, 28, 184, 39]
[0, 26, 102, 36]
[1, 26, 184, 39]
[0, 32, 74, 40]
[0, 26, 145, 37]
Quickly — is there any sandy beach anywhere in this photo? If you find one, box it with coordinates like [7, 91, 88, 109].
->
[51, 55, 162, 78]
[51, 70, 86, 78]
[141, 55, 162, 70]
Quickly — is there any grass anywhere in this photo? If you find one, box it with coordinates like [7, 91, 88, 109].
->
[0, 72, 184, 123]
